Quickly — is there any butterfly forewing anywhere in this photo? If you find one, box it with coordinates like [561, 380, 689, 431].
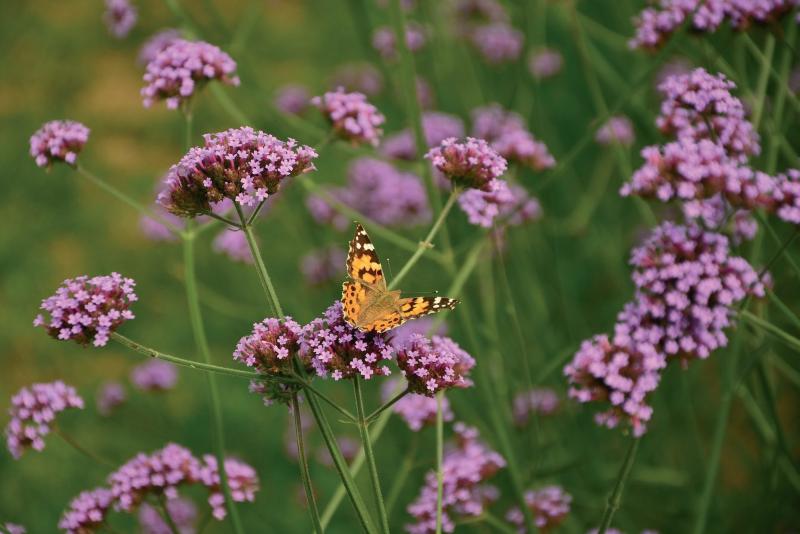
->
[346, 223, 386, 289]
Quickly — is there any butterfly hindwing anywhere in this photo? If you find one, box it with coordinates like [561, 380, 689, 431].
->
[397, 296, 459, 322]
[346, 223, 385, 289]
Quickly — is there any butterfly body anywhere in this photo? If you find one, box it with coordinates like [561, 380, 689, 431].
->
[342, 223, 459, 333]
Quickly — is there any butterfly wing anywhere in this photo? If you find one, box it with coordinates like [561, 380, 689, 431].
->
[346, 223, 386, 290]
[342, 281, 369, 327]
[395, 296, 459, 324]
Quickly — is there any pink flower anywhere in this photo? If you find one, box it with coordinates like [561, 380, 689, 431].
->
[396, 334, 475, 395]
[426, 137, 507, 191]
[312, 88, 386, 146]
[29, 120, 90, 168]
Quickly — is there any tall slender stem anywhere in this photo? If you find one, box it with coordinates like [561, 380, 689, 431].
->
[598, 437, 641, 534]
[236, 206, 283, 316]
[354, 377, 390, 534]
[54, 427, 115, 467]
[292, 393, 323, 534]
[435, 391, 445, 534]
[182, 228, 244, 533]
[158, 494, 181, 534]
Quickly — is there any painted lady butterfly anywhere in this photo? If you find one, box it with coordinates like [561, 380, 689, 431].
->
[341, 222, 459, 333]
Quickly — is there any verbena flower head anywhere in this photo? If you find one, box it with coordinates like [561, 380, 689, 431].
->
[528, 48, 563, 80]
[406, 423, 506, 534]
[596, 115, 635, 147]
[213, 229, 253, 264]
[141, 39, 240, 109]
[416, 77, 435, 109]
[372, 23, 427, 60]
[198, 455, 259, 519]
[130, 360, 178, 392]
[458, 179, 515, 228]
[773, 168, 800, 225]
[506, 485, 572, 533]
[330, 63, 384, 96]
[5, 381, 84, 459]
[58, 488, 113, 534]
[396, 334, 475, 395]
[657, 68, 760, 161]
[382, 112, 465, 160]
[565, 335, 664, 436]
[300, 246, 346, 286]
[389, 317, 447, 349]
[300, 301, 393, 380]
[471, 104, 555, 170]
[158, 127, 317, 217]
[312, 88, 386, 146]
[34, 272, 137, 347]
[426, 137, 507, 191]
[512, 388, 559, 426]
[2, 523, 25, 534]
[274, 84, 311, 115]
[138, 29, 182, 65]
[29, 120, 90, 168]
[382, 379, 454, 431]
[139, 497, 197, 534]
[616, 221, 765, 362]
[104, 0, 136, 38]
[96, 381, 126, 416]
[470, 23, 523, 64]
[454, 0, 509, 35]
[682, 195, 758, 244]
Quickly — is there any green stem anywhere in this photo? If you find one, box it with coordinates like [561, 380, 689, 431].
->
[158, 494, 181, 534]
[301, 380, 357, 422]
[598, 437, 641, 534]
[767, 289, 800, 330]
[751, 34, 776, 131]
[182, 228, 244, 533]
[236, 206, 284, 316]
[354, 377, 390, 534]
[742, 311, 800, 354]
[435, 391, 445, 534]
[292, 393, 323, 534]
[385, 435, 419, 515]
[210, 83, 252, 125]
[54, 426, 115, 467]
[482, 512, 518, 534]
[366, 387, 410, 423]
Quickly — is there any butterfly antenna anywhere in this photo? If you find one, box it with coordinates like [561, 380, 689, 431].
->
[385, 257, 395, 281]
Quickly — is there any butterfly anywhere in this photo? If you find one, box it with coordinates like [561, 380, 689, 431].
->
[341, 223, 459, 333]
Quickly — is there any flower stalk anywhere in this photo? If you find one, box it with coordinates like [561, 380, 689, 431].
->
[354, 377, 390, 534]
[598, 437, 641, 534]
[292, 393, 323, 534]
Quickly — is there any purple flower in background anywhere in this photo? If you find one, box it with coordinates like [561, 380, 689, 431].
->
[5, 381, 84, 459]
[426, 137, 507, 191]
[596, 115, 635, 147]
[274, 84, 311, 115]
[416, 76, 435, 109]
[565, 334, 665, 436]
[138, 29, 182, 65]
[382, 112, 465, 160]
[141, 39, 239, 109]
[301, 301, 394, 380]
[512, 388, 559, 426]
[283, 407, 313, 460]
[301, 246, 346, 286]
[96, 381, 126, 416]
[159, 127, 317, 217]
[396, 334, 475, 395]
[130, 360, 178, 392]
[381, 379, 454, 431]
[459, 180, 542, 229]
[471, 104, 555, 170]
[470, 23, 523, 64]
[406, 423, 506, 533]
[198, 455, 259, 519]
[330, 63, 384, 96]
[213, 229, 253, 264]
[104, 0, 136, 38]
[506, 485, 572, 533]
[315, 436, 359, 467]
[682, 195, 758, 244]
[453, 0, 509, 36]
[139, 498, 197, 534]
[389, 317, 447, 349]
[312, 88, 386, 146]
[528, 48, 563, 80]
[58, 488, 113, 534]
[372, 24, 427, 60]
[3, 524, 25, 534]
[34, 272, 137, 347]
[655, 58, 693, 90]
[773, 168, 800, 225]
[29, 120, 90, 168]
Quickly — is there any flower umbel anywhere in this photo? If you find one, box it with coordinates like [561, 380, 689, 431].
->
[506, 485, 572, 533]
[426, 137, 507, 191]
[312, 88, 386, 146]
[396, 334, 475, 396]
[30, 120, 90, 168]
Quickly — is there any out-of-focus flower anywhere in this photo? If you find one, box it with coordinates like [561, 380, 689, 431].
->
[213, 229, 253, 264]
[655, 58, 693, 91]
[396, 334, 475, 395]
[528, 48, 563, 80]
[471, 104, 555, 170]
[130, 360, 178, 392]
[198, 455, 259, 520]
[312, 88, 386, 146]
[596, 116, 635, 147]
[139, 497, 197, 534]
[773, 168, 800, 225]
[96, 381, 126, 416]
[382, 112, 465, 160]
[315, 436, 360, 467]
[389, 317, 447, 349]
[5, 381, 84, 459]
[283, 406, 313, 461]
[138, 29, 182, 65]
[416, 77, 435, 109]
[406, 423, 506, 533]
[512, 388, 559, 426]
[140, 209, 184, 242]
[426, 137, 507, 191]
[381, 379, 454, 431]
[58, 488, 113, 534]
[158, 127, 317, 217]
[2, 524, 26, 534]
[565, 334, 664, 436]
[453, 0, 509, 36]
[506, 485, 572, 533]
[300, 301, 393, 380]
[34, 273, 137, 347]
[141, 39, 239, 110]
[330, 63, 384, 96]
[470, 23, 523, 64]
[104, 0, 136, 38]
[29, 120, 90, 168]
[372, 24, 427, 60]
[459, 179, 542, 229]
[274, 84, 311, 115]
[301, 246, 347, 286]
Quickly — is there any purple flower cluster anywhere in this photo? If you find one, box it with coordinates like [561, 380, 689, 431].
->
[5, 381, 84, 459]
[372, 24, 427, 60]
[458, 179, 541, 228]
[58, 488, 114, 534]
[330, 63, 384, 96]
[138, 498, 197, 534]
[158, 127, 317, 217]
[506, 485, 572, 533]
[773, 168, 800, 225]
[96, 381, 127, 416]
[274, 84, 311, 115]
[396, 334, 475, 395]
[138, 29, 182, 65]
[512, 388, 559, 426]
[34, 272, 137, 347]
[682, 195, 758, 244]
[426, 137, 508, 191]
[29, 120, 90, 168]
[2, 524, 25, 534]
[198, 455, 259, 519]
[565, 335, 665, 436]
[528, 48, 563, 80]
[141, 39, 239, 109]
[213, 229, 253, 264]
[596, 115, 636, 147]
[312, 88, 386, 146]
[471, 104, 555, 171]
[103, 0, 136, 38]
[315, 436, 360, 468]
[406, 423, 506, 533]
[453, 0, 509, 35]
[300, 302, 393, 380]
[130, 360, 178, 392]
[382, 379, 454, 431]
[389, 317, 447, 349]
[382, 112, 465, 161]
[300, 246, 346, 286]
[469, 23, 523, 64]
[307, 157, 430, 229]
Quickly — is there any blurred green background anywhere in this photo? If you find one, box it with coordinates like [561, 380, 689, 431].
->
[2, 0, 799, 532]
